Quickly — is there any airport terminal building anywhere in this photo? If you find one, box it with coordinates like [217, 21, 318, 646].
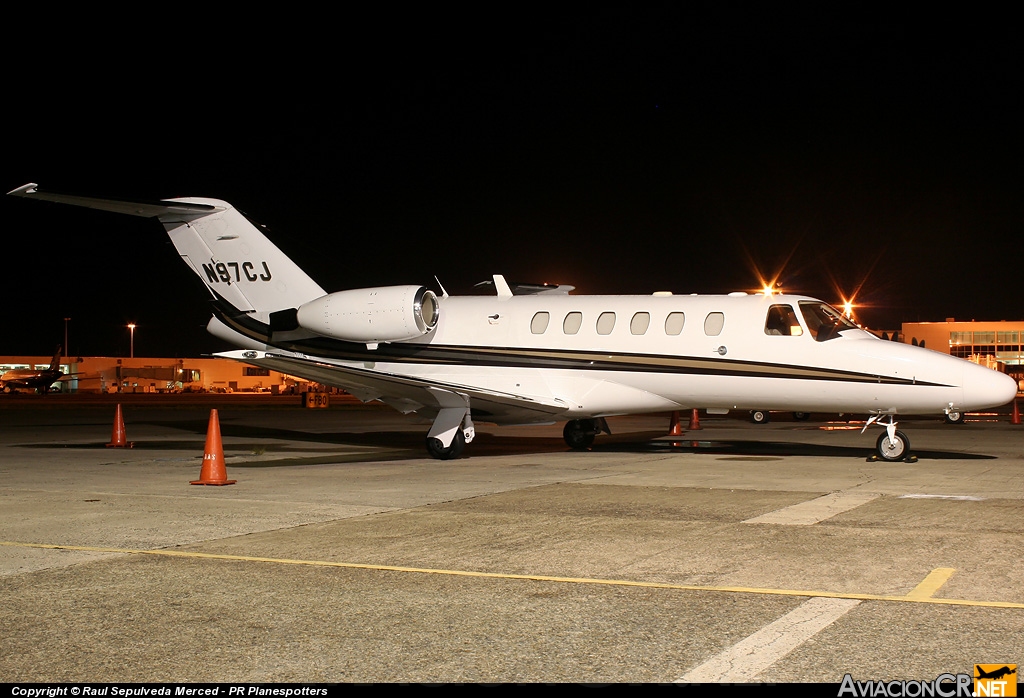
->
[901, 319, 1024, 387]
[0, 355, 314, 394]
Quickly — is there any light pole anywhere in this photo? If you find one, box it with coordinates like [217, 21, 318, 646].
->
[64, 318, 70, 357]
[128, 323, 136, 359]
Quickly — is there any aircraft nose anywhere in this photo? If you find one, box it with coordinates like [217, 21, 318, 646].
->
[962, 363, 1018, 410]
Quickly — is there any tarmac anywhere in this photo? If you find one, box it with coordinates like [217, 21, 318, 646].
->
[1, 395, 1022, 683]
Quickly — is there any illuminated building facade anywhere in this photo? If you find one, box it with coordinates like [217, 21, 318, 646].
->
[901, 320, 1024, 385]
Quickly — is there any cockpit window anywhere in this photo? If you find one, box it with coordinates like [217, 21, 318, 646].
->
[764, 304, 804, 336]
[798, 301, 859, 342]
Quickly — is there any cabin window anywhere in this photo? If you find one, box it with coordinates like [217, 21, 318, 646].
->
[764, 304, 804, 336]
[704, 312, 725, 336]
[630, 312, 651, 335]
[563, 312, 583, 335]
[596, 312, 616, 335]
[530, 312, 550, 334]
[664, 312, 685, 335]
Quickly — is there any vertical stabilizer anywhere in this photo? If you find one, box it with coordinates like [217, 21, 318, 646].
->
[158, 199, 326, 315]
[7, 185, 326, 316]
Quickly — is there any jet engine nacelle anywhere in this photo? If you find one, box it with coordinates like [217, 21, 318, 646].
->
[295, 285, 439, 344]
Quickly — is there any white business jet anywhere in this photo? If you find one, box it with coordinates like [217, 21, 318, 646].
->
[9, 184, 1017, 461]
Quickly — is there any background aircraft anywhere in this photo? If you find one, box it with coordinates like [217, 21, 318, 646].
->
[1, 347, 66, 393]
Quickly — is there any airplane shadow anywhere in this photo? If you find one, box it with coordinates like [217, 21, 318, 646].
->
[18, 420, 997, 462]
[19, 423, 995, 462]
[596, 438, 997, 460]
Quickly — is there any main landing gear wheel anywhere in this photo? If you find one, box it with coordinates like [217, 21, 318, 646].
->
[793, 412, 810, 421]
[944, 411, 965, 424]
[426, 429, 465, 460]
[563, 419, 597, 450]
[750, 410, 770, 424]
[876, 430, 910, 462]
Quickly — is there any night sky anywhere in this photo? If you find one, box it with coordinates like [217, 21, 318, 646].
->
[2, 12, 1021, 358]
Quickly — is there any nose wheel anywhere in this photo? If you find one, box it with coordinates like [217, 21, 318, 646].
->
[875, 429, 910, 461]
[863, 414, 913, 462]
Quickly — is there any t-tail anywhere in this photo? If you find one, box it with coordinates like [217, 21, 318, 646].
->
[8, 184, 326, 347]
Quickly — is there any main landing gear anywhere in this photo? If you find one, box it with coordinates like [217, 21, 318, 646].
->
[943, 410, 965, 424]
[424, 389, 474, 460]
[427, 428, 466, 460]
[563, 418, 610, 450]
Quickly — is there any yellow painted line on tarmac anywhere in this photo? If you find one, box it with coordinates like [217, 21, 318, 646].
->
[907, 567, 957, 600]
[3, 541, 1022, 610]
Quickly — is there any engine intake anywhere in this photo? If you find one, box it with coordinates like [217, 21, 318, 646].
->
[295, 285, 439, 344]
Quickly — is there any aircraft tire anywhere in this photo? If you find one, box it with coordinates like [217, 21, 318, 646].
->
[793, 412, 810, 421]
[426, 430, 465, 460]
[563, 419, 597, 450]
[750, 410, 770, 425]
[944, 411, 965, 424]
[876, 430, 910, 462]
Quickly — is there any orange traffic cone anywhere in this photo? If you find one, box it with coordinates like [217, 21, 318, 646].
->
[106, 404, 133, 448]
[1012, 399, 1021, 426]
[668, 411, 684, 436]
[688, 408, 702, 430]
[191, 409, 236, 486]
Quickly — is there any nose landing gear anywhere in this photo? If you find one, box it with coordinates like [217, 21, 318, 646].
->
[863, 414, 912, 462]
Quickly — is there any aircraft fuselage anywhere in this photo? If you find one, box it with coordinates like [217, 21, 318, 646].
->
[260, 292, 1007, 422]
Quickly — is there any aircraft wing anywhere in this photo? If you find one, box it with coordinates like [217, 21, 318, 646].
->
[218, 350, 568, 425]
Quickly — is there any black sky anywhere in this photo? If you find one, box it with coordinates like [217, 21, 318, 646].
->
[2, 11, 1021, 357]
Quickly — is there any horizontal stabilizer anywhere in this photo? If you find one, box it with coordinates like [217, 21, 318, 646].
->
[8, 183, 326, 317]
[7, 183, 220, 219]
